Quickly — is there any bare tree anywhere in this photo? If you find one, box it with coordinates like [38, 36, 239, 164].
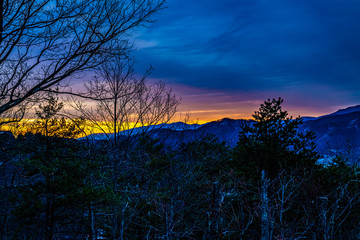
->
[317, 180, 360, 240]
[72, 56, 179, 145]
[69, 56, 178, 238]
[0, 0, 166, 124]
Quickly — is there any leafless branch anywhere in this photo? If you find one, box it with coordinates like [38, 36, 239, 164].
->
[0, 0, 166, 120]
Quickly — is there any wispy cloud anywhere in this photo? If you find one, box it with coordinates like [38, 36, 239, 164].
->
[134, 0, 360, 119]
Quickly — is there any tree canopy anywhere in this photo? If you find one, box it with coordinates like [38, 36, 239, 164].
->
[232, 97, 319, 179]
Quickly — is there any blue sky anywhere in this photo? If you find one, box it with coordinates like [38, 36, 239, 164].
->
[133, 0, 360, 121]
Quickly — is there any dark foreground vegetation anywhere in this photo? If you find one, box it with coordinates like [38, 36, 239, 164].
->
[2, 0, 358, 239]
[1, 98, 360, 240]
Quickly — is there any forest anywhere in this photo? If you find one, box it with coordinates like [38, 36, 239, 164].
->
[1, 97, 360, 239]
[0, 0, 360, 239]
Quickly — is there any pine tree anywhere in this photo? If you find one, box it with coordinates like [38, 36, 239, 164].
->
[232, 97, 319, 179]
[11, 96, 102, 239]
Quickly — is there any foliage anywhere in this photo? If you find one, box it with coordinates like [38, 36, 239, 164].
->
[2, 98, 360, 239]
[32, 94, 85, 138]
[232, 97, 319, 179]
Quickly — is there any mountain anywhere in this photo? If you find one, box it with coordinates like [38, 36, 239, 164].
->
[326, 105, 360, 117]
[156, 105, 360, 159]
[79, 121, 203, 141]
[152, 118, 251, 147]
[299, 110, 360, 159]
[84, 105, 360, 160]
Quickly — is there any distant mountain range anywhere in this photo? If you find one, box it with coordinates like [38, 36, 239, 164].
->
[298, 106, 360, 159]
[85, 105, 360, 160]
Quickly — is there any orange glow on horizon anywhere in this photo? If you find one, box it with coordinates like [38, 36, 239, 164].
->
[0, 103, 333, 138]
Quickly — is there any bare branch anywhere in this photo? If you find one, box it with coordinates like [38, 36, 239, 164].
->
[0, 0, 166, 119]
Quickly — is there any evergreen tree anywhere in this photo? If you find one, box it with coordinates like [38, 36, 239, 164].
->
[10, 96, 102, 240]
[232, 97, 319, 179]
[33, 94, 85, 138]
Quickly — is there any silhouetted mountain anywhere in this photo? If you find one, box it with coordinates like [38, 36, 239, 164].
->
[299, 111, 360, 158]
[152, 118, 251, 147]
[326, 105, 360, 117]
[79, 121, 202, 141]
[157, 106, 360, 159]
[84, 105, 360, 160]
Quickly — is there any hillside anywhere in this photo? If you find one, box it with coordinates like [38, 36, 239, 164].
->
[84, 105, 360, 159]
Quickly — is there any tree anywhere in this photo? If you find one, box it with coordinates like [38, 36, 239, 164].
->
[33, 93, 85, 138]
[231, 98, 320, 239]
[232, 97, 319, 179]
[309, 155, 360, 239]
[67, 55, 178, 239]
[4, 96, 105, 240]
[72, 55, 179, 146]
[0, 0, 165, 124]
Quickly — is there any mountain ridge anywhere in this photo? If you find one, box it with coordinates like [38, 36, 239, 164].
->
[83, 105, 360, 160]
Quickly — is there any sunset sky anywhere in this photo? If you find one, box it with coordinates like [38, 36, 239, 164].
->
[133, 0, 360, 122]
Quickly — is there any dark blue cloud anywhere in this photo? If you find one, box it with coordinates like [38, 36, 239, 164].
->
[134, 0, 360, 116]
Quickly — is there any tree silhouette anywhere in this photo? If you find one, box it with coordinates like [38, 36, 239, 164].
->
[72, 56, 179, 146]
[232, 97, 319, 179]
[0, 0, 165, 124]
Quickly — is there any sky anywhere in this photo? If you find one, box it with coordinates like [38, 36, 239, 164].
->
[133, 0, 360, 122]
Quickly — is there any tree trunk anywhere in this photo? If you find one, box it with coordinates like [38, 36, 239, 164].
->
[120, 215, 124, 240]
[319, 196, 329, 240]
[112, 214, 117, 240]
[166, 198, 174, 240]
[114, 95, 117, 145]
[89, 202, 95, 240]
[45, 191, 55, 240]
[261, 170, 272, 240]
[0, 0, 3, 42]
[203, 182, 224, 240]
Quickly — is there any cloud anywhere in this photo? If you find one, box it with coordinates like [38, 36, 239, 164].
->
[133, 0, 360, 118]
